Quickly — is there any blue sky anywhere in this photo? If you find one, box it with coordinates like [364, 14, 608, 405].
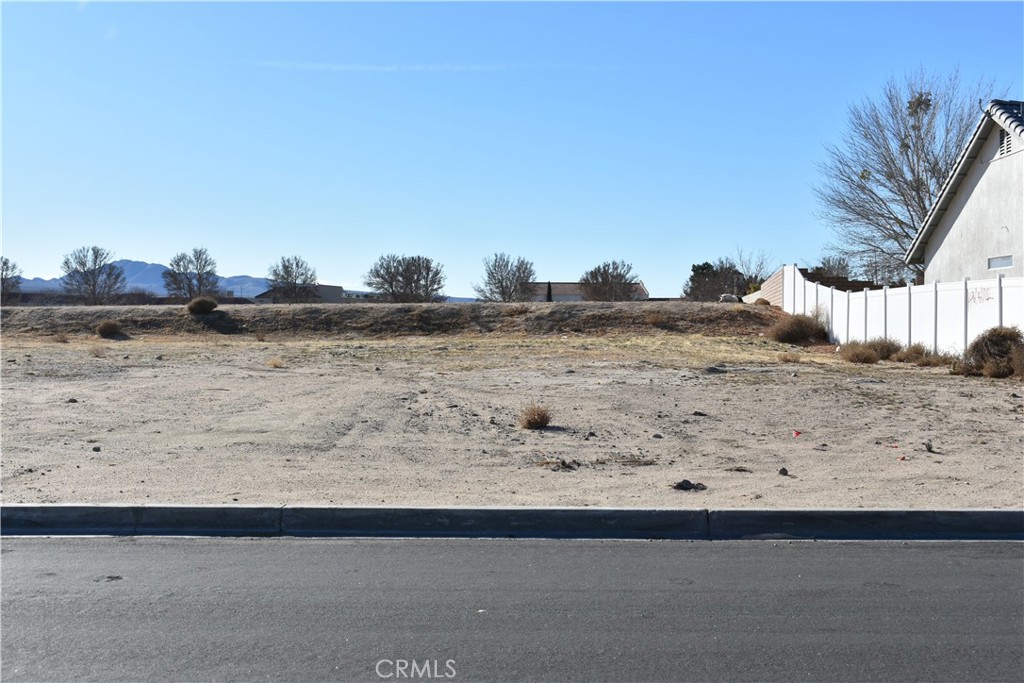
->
[3, 1, 1022, 298]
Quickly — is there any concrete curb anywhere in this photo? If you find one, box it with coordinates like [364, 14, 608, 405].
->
[2, 505, 1021, 540]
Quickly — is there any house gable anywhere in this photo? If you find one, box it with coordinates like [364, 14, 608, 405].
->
[905, 100, 1024, 283]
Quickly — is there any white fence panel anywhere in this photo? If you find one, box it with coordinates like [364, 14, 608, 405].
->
[780, 265, 1023, 355]
[886, 287, 910, 346]
[935, 282, 966, 354]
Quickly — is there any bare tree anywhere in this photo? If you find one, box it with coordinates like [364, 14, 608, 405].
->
[814, 68, 992, 283]
[267, 256, 319, 303]
[162, 247, 220, 300]
[365, 254, 446, 303]
[808, 255, 852, 280]
[578, 260, 640, 301]
[1, 256, 22, 305]
[733, 246, 775, 288]
[473, 253, 536, 302]
[682, 258, 748, 301]
[60, 246, 126, 305]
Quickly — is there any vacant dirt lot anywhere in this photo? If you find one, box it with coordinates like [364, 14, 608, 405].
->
[1, 303, 1022, 508]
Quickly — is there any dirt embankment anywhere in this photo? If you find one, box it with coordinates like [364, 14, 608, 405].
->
[0, 301, 786, 339]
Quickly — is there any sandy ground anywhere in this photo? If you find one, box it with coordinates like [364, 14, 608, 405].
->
[2, 332, 1022, 509]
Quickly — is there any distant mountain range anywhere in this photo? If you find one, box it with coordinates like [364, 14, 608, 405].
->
[19, 260, 271, 298]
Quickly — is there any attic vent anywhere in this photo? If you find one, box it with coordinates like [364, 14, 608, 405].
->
[999, 129, 1013, 156]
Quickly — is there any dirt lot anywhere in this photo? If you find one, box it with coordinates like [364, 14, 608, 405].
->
[1, 303, 1022, 509]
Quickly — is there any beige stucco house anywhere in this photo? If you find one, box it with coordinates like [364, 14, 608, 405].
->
[528, 281, 650, 302]
[905, 99, 1024, 283]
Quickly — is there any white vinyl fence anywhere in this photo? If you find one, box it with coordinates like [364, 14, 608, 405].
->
[780, 264, 1024, 355]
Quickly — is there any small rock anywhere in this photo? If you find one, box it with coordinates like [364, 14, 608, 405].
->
[123, 355, 130, 359]
[564, 369, 576, 374]
[155, 355, 164, 360]
[725, 466, 752, 473]
[67, 398, 79, 403]
[92, 446, 101, 452]
[652, 433, 663, 439]
[375, 367, 382, 372]
[702, 366, 727, 375]
[790, 372, 798, 378]
[672, 479, 707, 491]
[778, 467, 788, 476]
[1012, 393, 1023, 399]
[691, 411, 708, 417]
[587, 431, 597, 438]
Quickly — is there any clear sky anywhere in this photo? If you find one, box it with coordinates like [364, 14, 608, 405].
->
[3, 1, 1022, 298]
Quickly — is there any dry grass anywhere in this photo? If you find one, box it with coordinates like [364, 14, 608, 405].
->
[768, 314, 830, 344]
[754, 298, 771, 306]
[96, 320, 122, 339]
[644, 312, 674, 330]
[265, 357, 286, 369]
[53, 332, 69, 343]
[501, 304, 531, 317]
[778, 351, 803, 363]
[88, 345, 107, 358]
[187, 296, 219, 315]
[865, 338, 902, 361]
[518, 403, 552, 430]
[254, 332, 267, 342]
[839, 341, 880, 364]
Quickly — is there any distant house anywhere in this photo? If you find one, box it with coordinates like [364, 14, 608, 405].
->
[527, 281, 650, 302]
[255, 284, 353, 303]
[905, 99, 1024, 283]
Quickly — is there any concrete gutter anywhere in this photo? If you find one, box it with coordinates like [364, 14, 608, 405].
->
[2, 505, 1021, 540]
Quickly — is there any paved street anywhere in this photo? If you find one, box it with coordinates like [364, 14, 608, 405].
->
[2, 538, 1022, 682]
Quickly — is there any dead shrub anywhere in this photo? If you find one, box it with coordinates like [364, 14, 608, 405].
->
[518, 403, 552, 430]
[266, 357, 285, 369]
[839, 341, 880, 364]
[254, 332, 267, 342]
[893, 342, 927, 363]
[754, 298, 771, 306]
[1012, 345, 1024, 377]
[865, 337, 902, 361]
[96, 320, 122, 339]
[53, 332, 69, 343]
[731, 303, 745, 313]
[962, 326, 1024, 378]
[778, 352, 802, 363]
[502, 304, 530, 317]
[88, 345, 107, 358]
[187, 296, 218, 314]
[917, 352, 957, 368]
[767, 314, 829, 344]
[644, 313, 674, 330]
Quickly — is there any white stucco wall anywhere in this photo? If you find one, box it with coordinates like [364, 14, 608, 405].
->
[923, 129, 1024, 283]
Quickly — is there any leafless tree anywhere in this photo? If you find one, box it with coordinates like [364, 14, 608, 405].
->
[578, 260, 640, 301]
[267, 255, 319, 303]
[682, 258, 748, 301]
[473, 253, 536, 302]
[60, 246, 126, 305]
[1, 256, 22, 305]
[814, 68, 992, 283]
[365, 254, 446, 303]
[808, 255, 852, 280]
[162, 247, 220, 300]
[733, 246, 775, 287]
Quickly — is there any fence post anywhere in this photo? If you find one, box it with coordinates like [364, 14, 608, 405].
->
[830, 286, 835, 344]
[963, 277, 969, 353]
[846, 290, 851, 344]
[814, 282, 820, 322]
[882, 286, 888, 339]
[864, 288, 869, 342]
[997, 274, 1004, 327]
[933, 281, 939, 353]
[802, 269, 807, 315]
[907, 282, 913, 346]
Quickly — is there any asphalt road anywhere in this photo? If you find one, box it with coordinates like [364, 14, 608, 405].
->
[2, 538, 1021, 682]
